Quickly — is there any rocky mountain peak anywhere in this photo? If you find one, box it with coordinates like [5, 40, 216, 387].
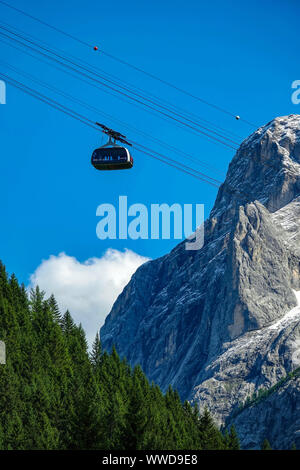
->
[101, 115, 300, 448]
[211, 114, 300, 225]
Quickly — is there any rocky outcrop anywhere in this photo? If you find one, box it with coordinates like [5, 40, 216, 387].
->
[227, 374, 300, 450]
[101, 115, 300, 448]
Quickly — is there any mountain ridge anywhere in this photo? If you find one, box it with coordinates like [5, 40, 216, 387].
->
[101, 114, 300, 448]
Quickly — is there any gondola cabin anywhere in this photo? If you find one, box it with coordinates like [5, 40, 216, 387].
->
[92, 123, 134, 171]
[91, 145, 133, 171]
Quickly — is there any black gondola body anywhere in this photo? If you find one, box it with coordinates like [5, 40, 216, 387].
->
[91, 144, 133, 170]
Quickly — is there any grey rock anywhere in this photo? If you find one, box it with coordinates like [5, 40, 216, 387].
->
[101, 114, 300, 448]
[228, 375, 300, 449]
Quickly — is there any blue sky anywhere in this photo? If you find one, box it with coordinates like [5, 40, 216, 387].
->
[0, 0, 299, 287]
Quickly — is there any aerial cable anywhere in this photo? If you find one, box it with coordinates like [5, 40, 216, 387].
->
[99, 51, 256, 128]
[131, 144, 220, 186]
[0, 31, 237, 152]
[0, 18, 244, 142]
[0, 37, 235, 164]
[0, 71, 221, 186]
[130, 141, 220, 186]
[0, 0, 256, 127]
[0, 34, 238, 152]
[0, 57, 225, 179]
[0, 72, 99, 130]
[2, 70, 259, 202]
[0, 0, 92, 47]
[0, 24, 239, 149]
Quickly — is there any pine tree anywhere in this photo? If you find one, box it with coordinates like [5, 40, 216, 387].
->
[47, 294, 62, 324]
[29, 286, 45, 316]
[198, 407, 224, 450]
[90, 332, 102, 370]
[227, 425, 240, 450]
[261, 438, 272, 450]
[123, 365, 149, 450]
[61, 310, 75, 335]
[0, 260, 243, 451]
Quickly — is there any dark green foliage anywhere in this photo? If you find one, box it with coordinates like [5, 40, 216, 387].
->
[261, 438, 272, 450]
[90, 332, 102, 370]
[226, 425, 240, 450]
[47, 294, 62, 324]
[198, 406, 225, 450]
[0, 262, 239, 450]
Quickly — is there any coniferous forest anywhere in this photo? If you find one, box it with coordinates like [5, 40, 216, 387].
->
[0, 261, 240, 450]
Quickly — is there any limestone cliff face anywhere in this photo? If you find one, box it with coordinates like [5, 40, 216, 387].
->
[101, 115, 300, 449]
[227, 375, 300, 450]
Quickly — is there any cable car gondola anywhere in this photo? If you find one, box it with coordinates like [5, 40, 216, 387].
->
[91, 123, 133, 171]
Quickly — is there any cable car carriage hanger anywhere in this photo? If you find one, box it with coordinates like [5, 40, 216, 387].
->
[91, 123, 133, 171]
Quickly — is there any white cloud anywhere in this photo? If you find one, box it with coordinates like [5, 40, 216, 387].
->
[29, 249, 149, 346]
